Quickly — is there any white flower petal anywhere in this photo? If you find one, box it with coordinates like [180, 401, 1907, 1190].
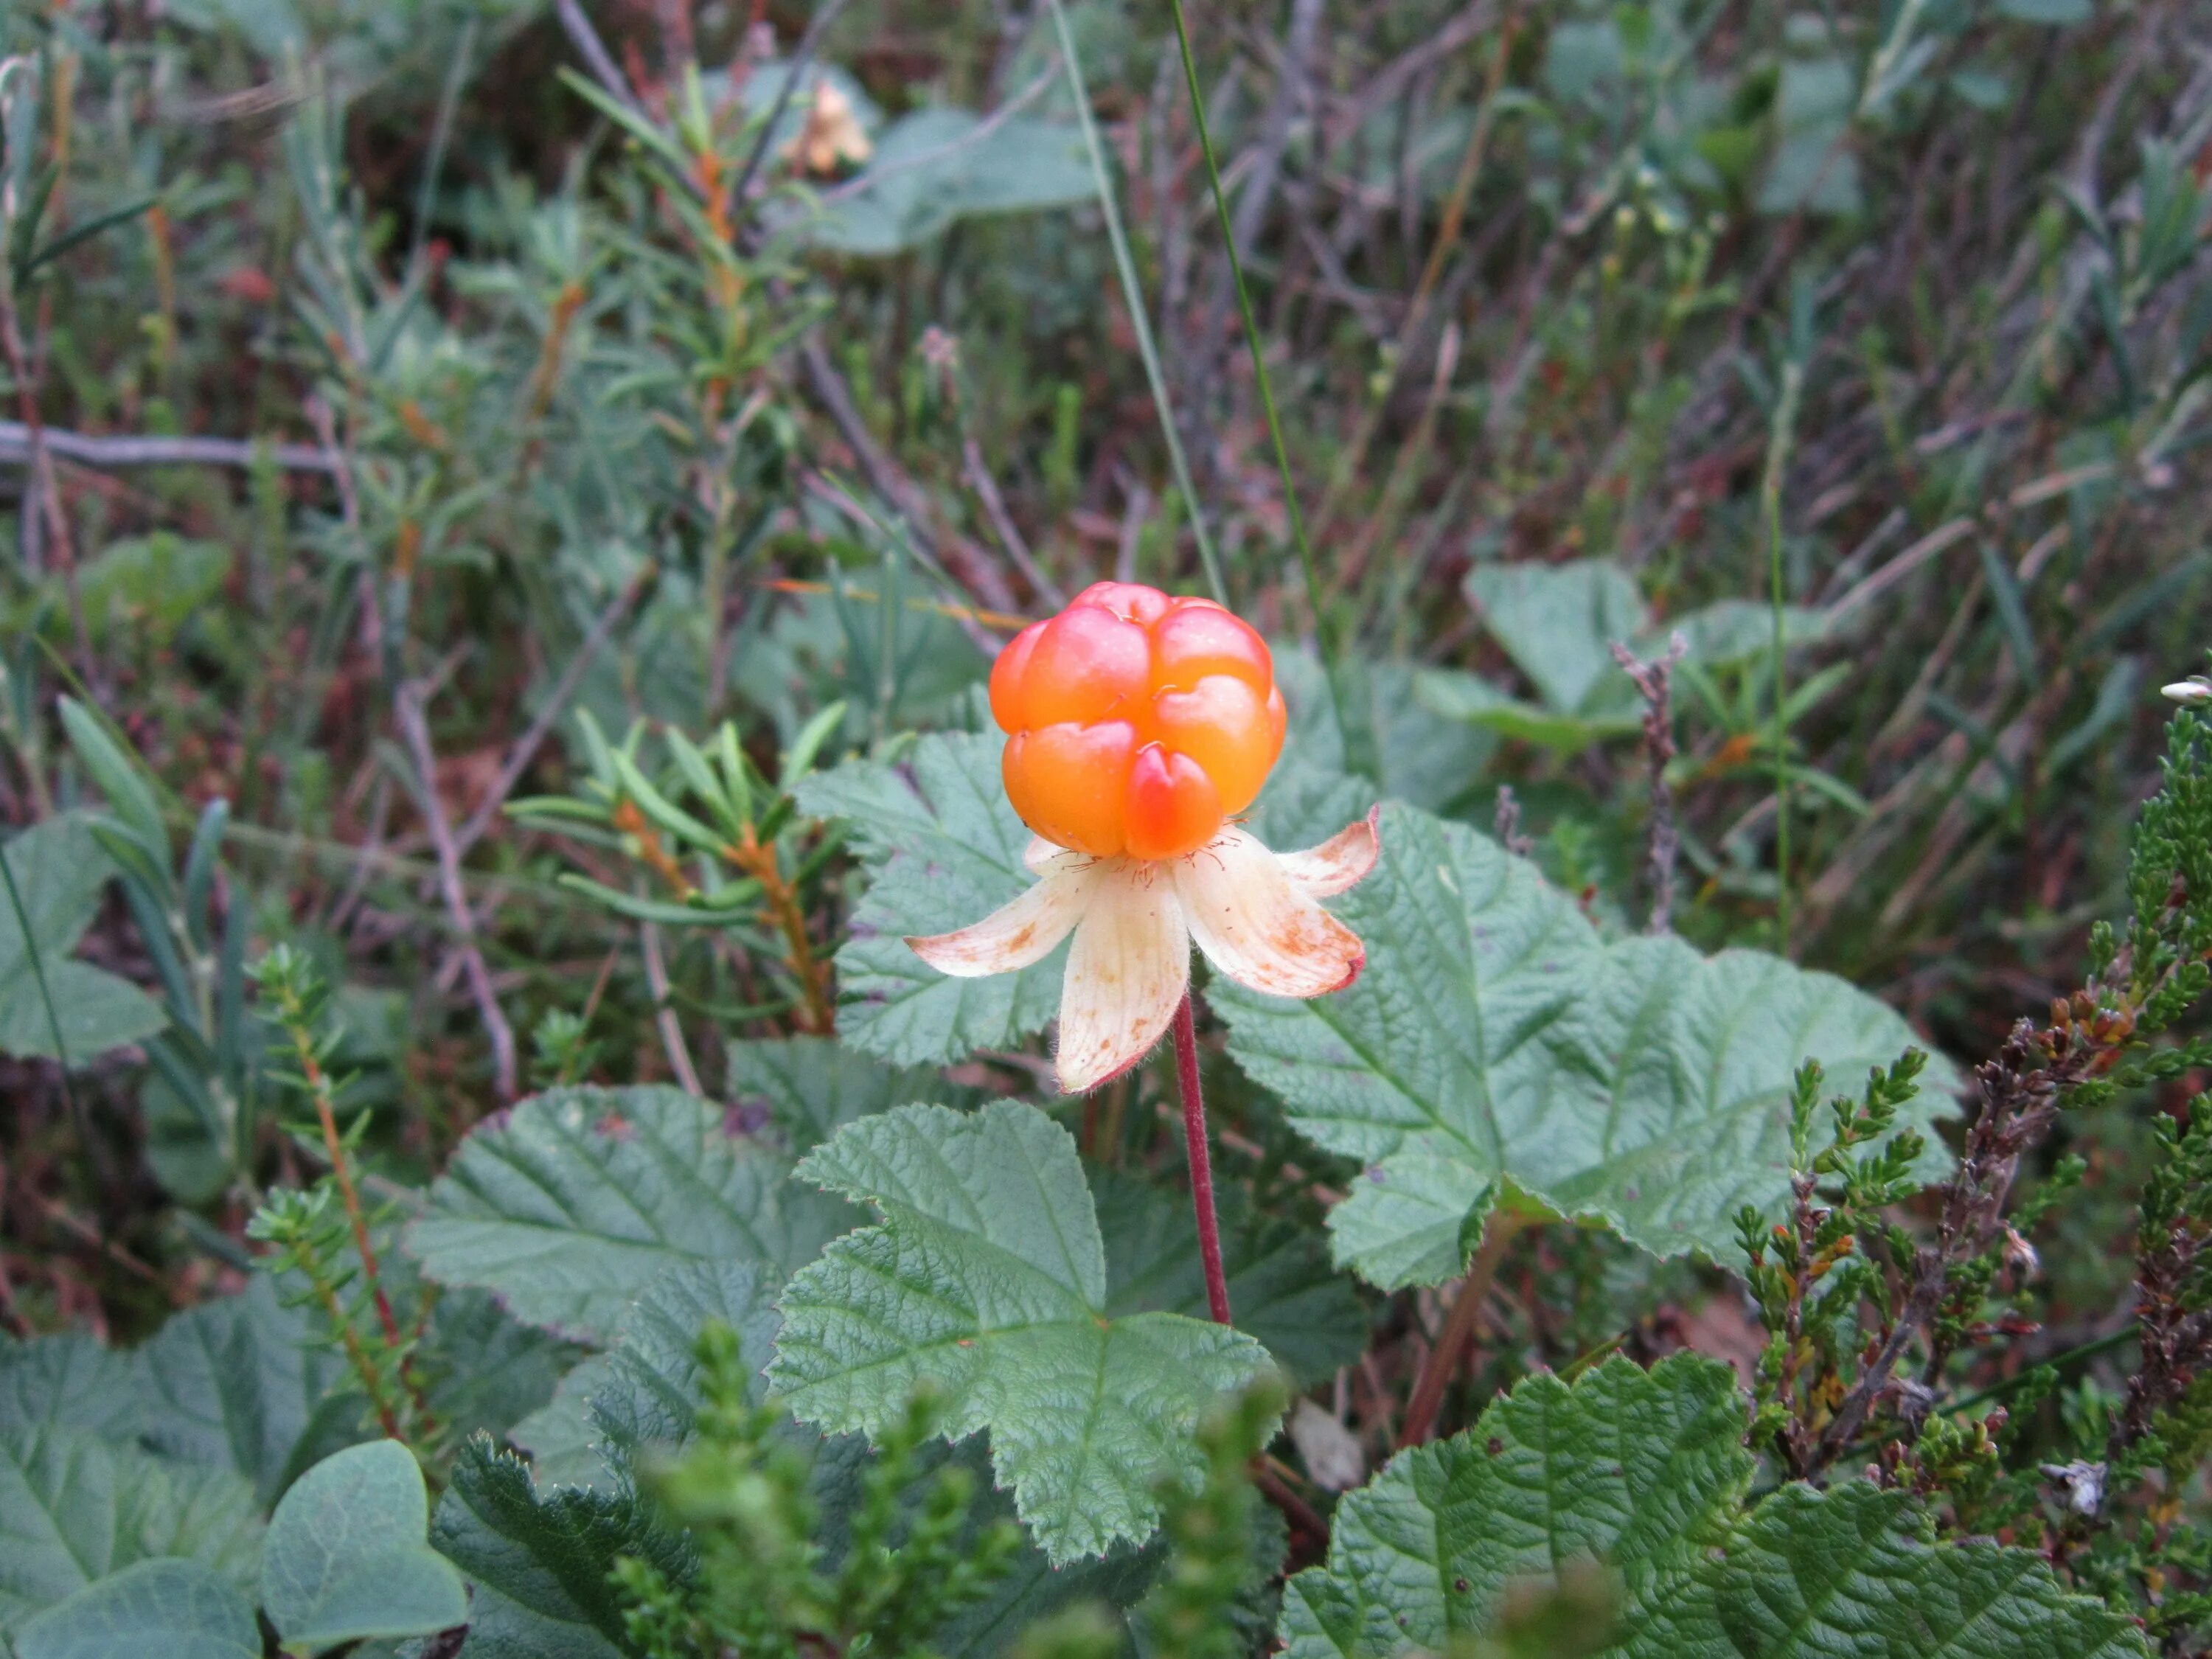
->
[1277, 807, 1382, 898]
[1054, 864, 1189, 1094]
[1174, 827, 1365, 999]
[907, 861, 1103, 978]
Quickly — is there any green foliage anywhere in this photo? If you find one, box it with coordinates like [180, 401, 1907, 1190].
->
[259, 1439, 467, 1649]
[431, 1434, 695, 1659]
[408, 1083, 857, 1342]
[501, 1258, 1171, 1655]
[0, 1329, 148, 1441]
[1127, 1380, 1287, 1659]
[798, 731, 1062, 1065]
[1452, 560, 1832, 754]
[807, 110, 1095, 257]
[509, 1259, 783, 1492]
[55, 700, 257, 1199]
[728, 1034, 978, 1154]
[134, 1273, 361, 1506]
[13, 1559, 261, 1659]
[619, 1324, 1023, 1658]
[0, 1425, 264, 1638]
[1736, 1052, 1933, 1475]
[509, 709, 846, 1030]
[5, 0, 2209, 1651]
[1271, 653, 1498, 816]
[1092, 1165, 1368, 1388]
[34, 535, 230, 647]
[246, 1181, 428, 1455]
[0, 813, 165, 1063]
[1214, 801, 1956, 1288]
[768, 1102, 1278, 1564]
[1280, 1356, 2146, 1659]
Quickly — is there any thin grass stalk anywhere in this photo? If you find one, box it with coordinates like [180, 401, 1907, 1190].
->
[1162, 0, 1329, 647]
[1045, 0, 1226, 606]
[1762, 359, 1804, 954]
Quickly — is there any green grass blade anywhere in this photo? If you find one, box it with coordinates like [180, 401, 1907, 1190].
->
[0, 829, 72, 1077]
[1045, 0, 1226, 606]
[1161, 0, 1326, 641]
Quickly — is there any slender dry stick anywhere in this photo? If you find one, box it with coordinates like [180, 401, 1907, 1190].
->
[394, 682, 519, 1102]
[729, 0, 857, 206]
[1173, 995, 1232, 1326]
[554, 0, 641, 108]
[1398, 1211, 1523, 1449]
[639, 919, 707, 1096]
[796, 342, 1018, 622]
[963, 436, 1065, 608]
[454, 566, 650, 858]
[0, 420, 337, 473]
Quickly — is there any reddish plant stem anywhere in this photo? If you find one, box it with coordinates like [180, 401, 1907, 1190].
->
[1172, 995, 1233, 1326]
[1398, 1211, 1523, 1449]
[298, 1046, 405, 1353]
[302, 1263, 406, 1442]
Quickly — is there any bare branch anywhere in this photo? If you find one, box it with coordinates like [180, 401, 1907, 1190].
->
[394, 680, 519, 1103]
[453, 566, 651, 858]
[0, 420, 338, 475]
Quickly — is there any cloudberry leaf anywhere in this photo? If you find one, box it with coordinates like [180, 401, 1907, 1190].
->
[1092, 1166, 1367, 1387]
[799, 733, 1062, 1066]
[0, 1332, 147, 1442]
[1281, 1356, 2144, 1659]
[136, 1273, 364, 1506]
[1273, 650, 1496, 816]
[509, 1259, 1165, 1654]
[768, 1102, 1276, 1564]
[726, 1033, 975, 1154]
[1214, 804, 1958, 1288]
[408, 1084, 856, 1343]
[507, 1260, 784, 1492]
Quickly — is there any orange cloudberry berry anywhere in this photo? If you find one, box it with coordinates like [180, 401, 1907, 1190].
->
[988, 581, 1287, 860]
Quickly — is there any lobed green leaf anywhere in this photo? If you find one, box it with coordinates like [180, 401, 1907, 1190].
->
[768, 1102, 1277, 1565]
[1281, 1355, 2147, 1659]
[798, 732, 1062, 1066]
[408, 1083, 856, 1344]
[1216, 803, 1959, 1288]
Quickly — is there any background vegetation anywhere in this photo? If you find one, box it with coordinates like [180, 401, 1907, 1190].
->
[1, 0, 2210, 1652]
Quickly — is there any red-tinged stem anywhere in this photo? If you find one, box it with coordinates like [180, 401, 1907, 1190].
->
[1173, 995, 1233, 1326]
[1397, 1211, 1523, 1450]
